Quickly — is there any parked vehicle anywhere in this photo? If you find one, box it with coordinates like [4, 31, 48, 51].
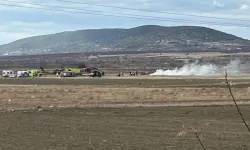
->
[82, 67, 104, 77]
[17, 71, 29, 78]
[64, 68, 83, 76]
[27, 70, 41, 77]
[60, 71, 76, 77]
[9, 74, 17, 78]
[2, 70, 14, 77]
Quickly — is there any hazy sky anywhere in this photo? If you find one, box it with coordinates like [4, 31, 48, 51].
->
[0, 0, 250, 44]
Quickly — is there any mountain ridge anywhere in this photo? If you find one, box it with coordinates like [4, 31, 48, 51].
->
[1, 25, 249, 55]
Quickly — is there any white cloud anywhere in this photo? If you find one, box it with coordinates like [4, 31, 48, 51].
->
[213, 0, 224, 8]
[240, 4, 249, 10]
[0, 32, 31, 44]
[7, 33, 32, 39]
[0, 21, 57, 33]
[11, 21, 55, 28]
[0, 21, 78, 44]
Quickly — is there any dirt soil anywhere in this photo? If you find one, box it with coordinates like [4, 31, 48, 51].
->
[0, 84, 250, 109]
[0, 106, 249, 150]
[1, 77, 250, 87]
[1, 52, 250, 149]
[0, 77, 249, 149]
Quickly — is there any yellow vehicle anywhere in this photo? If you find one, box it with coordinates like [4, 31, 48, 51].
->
[27, 70, 41, 77]
[64, 68, 83, 75]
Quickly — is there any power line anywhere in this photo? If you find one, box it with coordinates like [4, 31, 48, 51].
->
[2, 0, 209, 22]
[1, 1, 249, 27]
[0, 2, 250, 28]
[56, 0, 250, 22]
[3, 0, 249, 27]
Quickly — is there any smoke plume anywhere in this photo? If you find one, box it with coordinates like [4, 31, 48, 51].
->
[150, 60, 242, 76]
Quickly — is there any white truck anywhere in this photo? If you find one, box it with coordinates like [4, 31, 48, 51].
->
[2, 70, 14, 77]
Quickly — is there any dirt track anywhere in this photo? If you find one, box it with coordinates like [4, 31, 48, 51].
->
[2, 76, 250, 87]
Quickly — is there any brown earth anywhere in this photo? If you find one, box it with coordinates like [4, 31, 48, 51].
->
[0, 106, 249, 150]
[1, 85, 250, 110]
[0, 78, 249, 150]
[1, 51, 250, 149]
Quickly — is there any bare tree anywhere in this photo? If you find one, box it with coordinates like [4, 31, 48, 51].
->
[191, 69, 249, 150]
[224, 70, 250, 132]
[192, 128, 207, 150]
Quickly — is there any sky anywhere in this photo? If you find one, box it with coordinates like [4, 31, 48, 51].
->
[0, 0, 250, 44]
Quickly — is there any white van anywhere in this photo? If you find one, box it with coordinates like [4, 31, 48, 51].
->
[2, 70, 14, 77]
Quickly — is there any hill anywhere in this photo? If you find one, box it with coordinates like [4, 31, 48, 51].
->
[0, 25, 249, 55]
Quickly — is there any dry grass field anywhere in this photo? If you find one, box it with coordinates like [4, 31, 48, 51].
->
[0, 66, 250, 149]
[0, 106, 249, 150]
[0, 77, 249, 109]
[1, 84, 250, 110]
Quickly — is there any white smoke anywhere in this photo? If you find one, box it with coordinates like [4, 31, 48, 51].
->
[150, 60, 242, 76]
